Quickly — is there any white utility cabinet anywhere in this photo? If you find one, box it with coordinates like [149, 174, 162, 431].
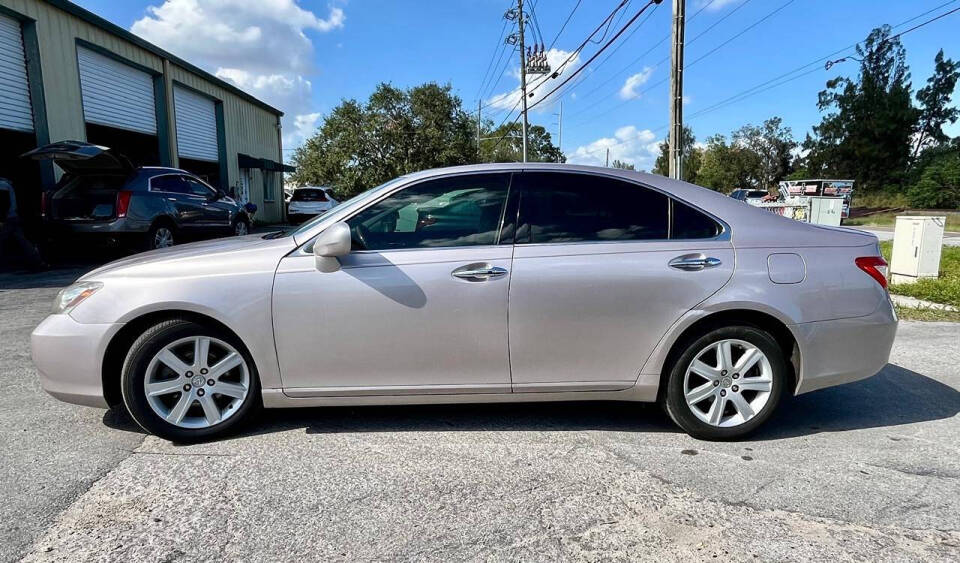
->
[890, 216, 946, 284]
[808, 197, 844, 226]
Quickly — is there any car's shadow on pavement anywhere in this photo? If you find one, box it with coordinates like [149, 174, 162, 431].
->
[754, 363, 960, 440]
[102, 363, 960, 443]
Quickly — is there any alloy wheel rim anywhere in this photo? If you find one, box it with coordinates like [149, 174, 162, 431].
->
[154, 228, 174, 248]
[144, 336, 250, 429]
[683, 338, 773, 428]
[235, 222, 248, 236]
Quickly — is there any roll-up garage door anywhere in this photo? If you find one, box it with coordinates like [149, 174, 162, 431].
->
[0, 14, 34, 132]
[174, 86, 219, 162]
[77, 46, 157, 135]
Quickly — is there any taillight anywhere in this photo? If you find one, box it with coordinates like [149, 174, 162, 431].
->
[40, 191, 47, 218]
[855, 256, 888, 289]
[116, 190, 132, 218]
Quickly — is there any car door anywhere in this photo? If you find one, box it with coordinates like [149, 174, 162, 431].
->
[507, 171, 734, 391]
[271, 172, 516, 394]
[182, 176, 231, 229]
[149, 174, 204, 229]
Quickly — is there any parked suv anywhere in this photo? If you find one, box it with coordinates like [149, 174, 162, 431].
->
[287, 186, 338, 224]
[25, 141, 250, 250]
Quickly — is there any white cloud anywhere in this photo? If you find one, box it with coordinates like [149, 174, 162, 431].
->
[131, 0, 344, 149]
[566, 125, 662, 170]
[618, 67, 654, 100]
[699, 0, 739, 10]
[486, 48, 581, 112]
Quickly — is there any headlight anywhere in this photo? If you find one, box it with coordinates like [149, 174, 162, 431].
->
[53, 281, 103, 314]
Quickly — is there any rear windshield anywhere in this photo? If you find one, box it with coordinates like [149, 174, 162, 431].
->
[292, 189, 328, 202]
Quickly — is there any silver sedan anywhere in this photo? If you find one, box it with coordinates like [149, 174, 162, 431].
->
[31, 164, 897, 441]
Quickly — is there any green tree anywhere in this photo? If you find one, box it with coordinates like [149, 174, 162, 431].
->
[913, 49, 960, 159]
[290, 82, 476, 199]
[611, 159, 635, 170]
[479, 121, 564, 163]
[652, 126, 700, 183]
[907, 142, 960, 208]
[803, 26, 918, 192]
[732, 116, 796, 189]
[697, 134, 761, 193]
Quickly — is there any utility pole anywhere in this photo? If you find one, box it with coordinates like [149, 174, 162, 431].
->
[517, 0, 529, 162]
[556, 101, 563, 162]
[606, 147, 610, 167]
[476, 99, 482, 160]
[668, 0, 685, 180]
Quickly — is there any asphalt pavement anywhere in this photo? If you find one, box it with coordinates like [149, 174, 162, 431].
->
[1, 269, 959, 562]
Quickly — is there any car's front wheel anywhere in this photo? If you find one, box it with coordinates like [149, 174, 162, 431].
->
[663, 325, 786, 440]
[120, 319, 260, 442]
[233, 218, 249, 237]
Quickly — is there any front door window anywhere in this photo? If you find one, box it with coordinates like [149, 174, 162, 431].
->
[346, 173, 512, 251]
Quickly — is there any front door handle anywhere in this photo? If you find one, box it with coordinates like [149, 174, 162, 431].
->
[669, 254, 722, 271]
[451, 263, 508, 281]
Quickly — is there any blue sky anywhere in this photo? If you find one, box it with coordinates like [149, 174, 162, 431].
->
[75, 0, 960, 169]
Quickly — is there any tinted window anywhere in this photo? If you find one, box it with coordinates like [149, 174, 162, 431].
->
[672, 200, 721, 239]
[151, 175, 189, 194]
[516, 172, 668, 244]
[346, 173, 510, 250]
[184, 177, 215, 197]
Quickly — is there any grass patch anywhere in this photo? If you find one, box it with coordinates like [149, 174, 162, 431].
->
[850, 192, 910, 209]
[880, 241, 960, 308]
[843, 212, 960, 231]
[893, 305, 960, 322]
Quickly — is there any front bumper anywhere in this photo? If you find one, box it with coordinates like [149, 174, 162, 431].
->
[31, 314, 121, 408]
[792, 300, 898, 394]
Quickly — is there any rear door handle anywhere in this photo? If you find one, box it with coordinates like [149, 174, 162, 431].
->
[669, 254, 722, 271]
[451, 263, 508, 281]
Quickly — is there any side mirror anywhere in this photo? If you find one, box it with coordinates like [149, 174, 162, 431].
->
[312, 221, 351, 273]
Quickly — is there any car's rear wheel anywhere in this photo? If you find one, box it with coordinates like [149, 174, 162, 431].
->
[663, 326, 786, 440]
[121, 319, 260, 442]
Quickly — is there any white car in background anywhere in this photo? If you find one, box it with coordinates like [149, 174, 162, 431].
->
[729, 189, 769, 206]
[287, 186, 338, 224]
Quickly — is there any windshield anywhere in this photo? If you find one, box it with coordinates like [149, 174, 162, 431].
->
[267, 176, 410, 239]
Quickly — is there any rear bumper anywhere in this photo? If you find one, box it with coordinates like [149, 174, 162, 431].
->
[31, 314, 120, 408]
[792, 300, 898, 394]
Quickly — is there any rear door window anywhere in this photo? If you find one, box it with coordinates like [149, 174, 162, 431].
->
[516, 172, 669, 244]
[151, 175, 189, 194]
[671, 200, 721, 239]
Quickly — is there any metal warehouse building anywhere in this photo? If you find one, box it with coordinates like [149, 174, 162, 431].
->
[0, 0, 290, 228]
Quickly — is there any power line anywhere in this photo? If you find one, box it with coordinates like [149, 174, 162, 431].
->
[475, 16, 512, 103]
[569, 0, 796, 128]
[548, 0, 582, 49]
[527, 0, 662, 113]
[565, 0, 724, 113]
[570, 1, 960, 159]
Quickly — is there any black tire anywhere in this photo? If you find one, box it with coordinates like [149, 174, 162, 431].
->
[145, 221, 176, 250]
[232, 216, 250, 237]
[120, 319, 260, 442]
[663, 325, 786, 441]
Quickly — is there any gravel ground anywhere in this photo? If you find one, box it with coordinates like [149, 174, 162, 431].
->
[1, 268, 958, 562]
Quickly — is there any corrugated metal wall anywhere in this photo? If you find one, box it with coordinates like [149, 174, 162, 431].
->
[0, 0, 285, 223]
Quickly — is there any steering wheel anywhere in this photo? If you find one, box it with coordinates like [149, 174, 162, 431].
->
[352, 223, 370, 250]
